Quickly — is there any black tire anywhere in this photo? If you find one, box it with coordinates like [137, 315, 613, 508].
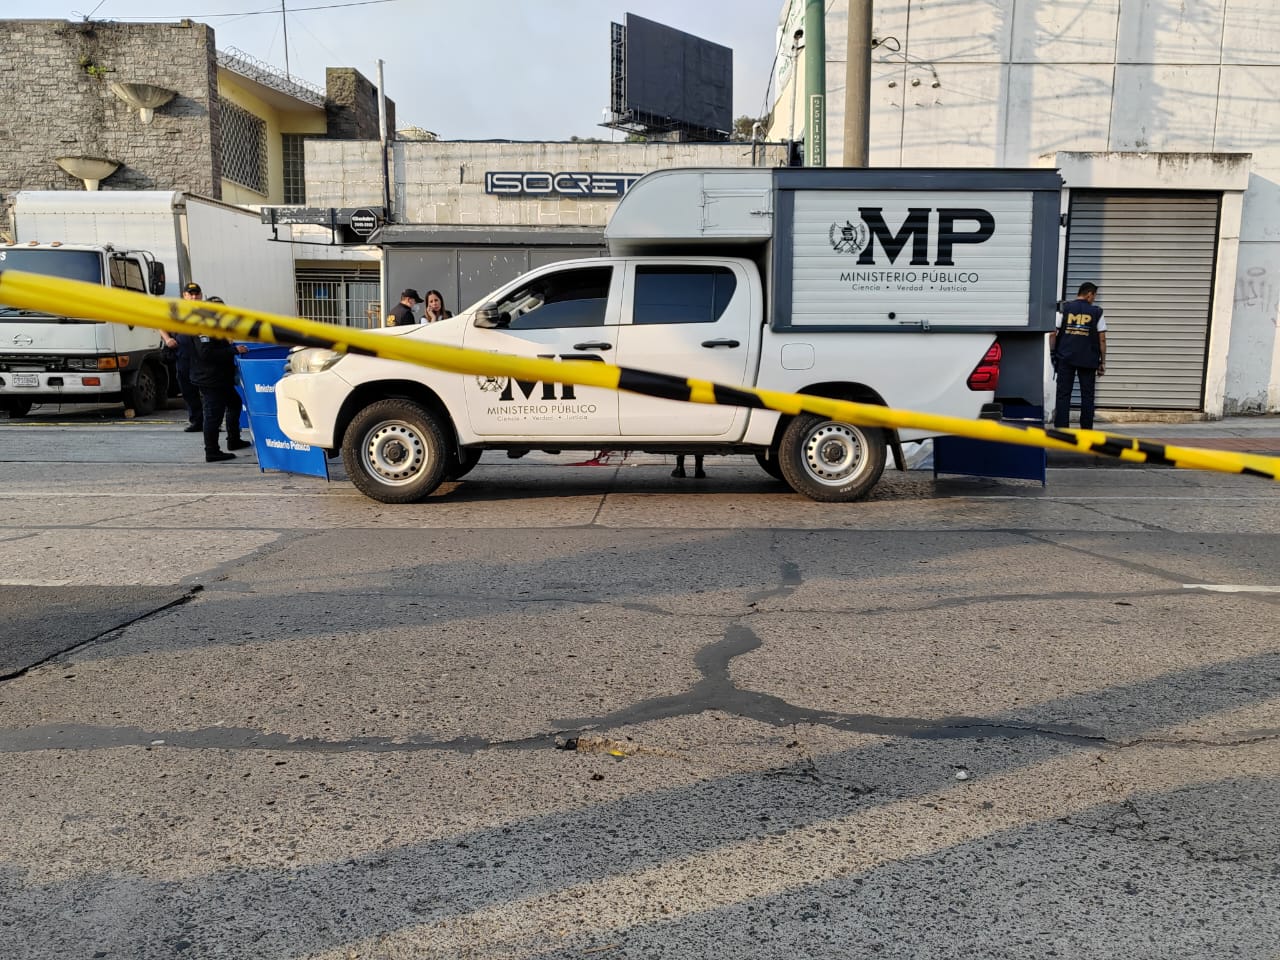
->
[778, 413, 887, 502]
[124, 362, 162, 417]
[341, 399, 449, 503]
[754, 449, 785, 481]
[445, 447, 482, 481]
[4, 399, 33, 418]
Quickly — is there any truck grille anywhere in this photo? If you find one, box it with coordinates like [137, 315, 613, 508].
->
[0, 354, 75, 370]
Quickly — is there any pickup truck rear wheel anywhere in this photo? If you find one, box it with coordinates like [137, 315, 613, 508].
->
[342, 399, 448, 503]
[4, 399, 33, 418]
[778, 413, 886, 502]
[754, 449, 785, 481]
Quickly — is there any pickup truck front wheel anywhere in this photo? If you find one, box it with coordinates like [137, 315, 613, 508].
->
[342, 400, 448, 503]
[778, 413, 886, 502]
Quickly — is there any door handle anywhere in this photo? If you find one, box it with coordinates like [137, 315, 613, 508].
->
[701, 338, 740, 348]
[573, 341, 612, 351]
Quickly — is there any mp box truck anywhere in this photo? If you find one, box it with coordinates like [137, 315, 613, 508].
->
[276, 167, 1063, 503]
[1, 190, 294, 417]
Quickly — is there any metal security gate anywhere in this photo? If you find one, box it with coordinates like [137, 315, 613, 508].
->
[296, 267, 382, 328]
[1064, 192, 1220, 410]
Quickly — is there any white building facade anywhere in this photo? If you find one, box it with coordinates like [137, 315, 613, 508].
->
[768, 0, 1280, 415]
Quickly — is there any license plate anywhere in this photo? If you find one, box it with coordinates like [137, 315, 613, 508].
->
[12, 373, 39, 388]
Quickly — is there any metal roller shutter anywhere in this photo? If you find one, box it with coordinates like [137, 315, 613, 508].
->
[1064, 192, 1219, 410]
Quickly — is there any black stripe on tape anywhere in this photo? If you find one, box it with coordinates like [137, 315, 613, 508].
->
[1134, 440, 1176, 467]
[1089, 439, 1137, 458]
[1043, 428, 1079, 446]
[270, 328, 347, 350]
[1243, 466, 1276, 479]
[712, 384, 769, 409]
[618, 368, 694, 402]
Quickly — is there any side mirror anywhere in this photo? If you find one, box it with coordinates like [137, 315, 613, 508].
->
[473, 303, 508, 328]
[149, 261, 166, 296]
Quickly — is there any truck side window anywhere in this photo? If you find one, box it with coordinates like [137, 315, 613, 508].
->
[500, 266, 613, 330]
[108, 257, 146, 293]
[632, 266, 737, 325]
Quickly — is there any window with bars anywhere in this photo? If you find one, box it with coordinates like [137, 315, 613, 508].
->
[282, 134, 306, 205]
[296, 268, 382, 328]
[221, 101, 268, 194]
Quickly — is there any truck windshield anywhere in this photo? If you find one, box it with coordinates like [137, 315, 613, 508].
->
[0, 249, 102, 319]
[0, 248, 103, 284]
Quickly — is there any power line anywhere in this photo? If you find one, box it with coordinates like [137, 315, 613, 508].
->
[88, 0, 402, 21]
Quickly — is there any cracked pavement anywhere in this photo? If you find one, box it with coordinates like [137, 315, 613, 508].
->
[1, 412, 1278, 958]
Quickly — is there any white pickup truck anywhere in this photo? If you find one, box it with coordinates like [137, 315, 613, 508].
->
[276, 167, 1063, 502]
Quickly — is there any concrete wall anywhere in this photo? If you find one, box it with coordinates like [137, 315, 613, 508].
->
[0, 18, 219, 229]
[305, 139, 790, 227]
[325, 68, 393, 141]
[767, 0, 1280, 413]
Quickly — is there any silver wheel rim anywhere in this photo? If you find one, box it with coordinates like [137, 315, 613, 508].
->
[800, 421, 868, 487]
[361, 419, 427, 485]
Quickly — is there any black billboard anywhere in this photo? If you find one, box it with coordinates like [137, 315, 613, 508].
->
[608, 13, 732, 140]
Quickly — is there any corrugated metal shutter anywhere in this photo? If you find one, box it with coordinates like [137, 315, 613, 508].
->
[1064, 193, 1219, 410]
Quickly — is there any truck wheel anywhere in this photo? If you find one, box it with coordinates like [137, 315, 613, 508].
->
[342, 399, 448, 503]
[4, 399, 33, 418]
[124, 363, 162, 417]
[445, 448, 482, 481]
[778, 413, 886, 502]
[754, 449, 785, 481]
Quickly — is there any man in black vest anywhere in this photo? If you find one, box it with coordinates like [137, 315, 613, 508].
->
[190, 296, 250, 463]
[1051, 281, 1107, 430]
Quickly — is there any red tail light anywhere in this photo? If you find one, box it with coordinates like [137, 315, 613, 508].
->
[967, 343, 1001, 391]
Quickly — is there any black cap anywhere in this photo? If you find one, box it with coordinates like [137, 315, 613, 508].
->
[184, 282, 202, 295]
[401, 288, 422, 303]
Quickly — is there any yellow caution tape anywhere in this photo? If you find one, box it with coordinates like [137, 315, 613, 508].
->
[1, 269, 1276, 481]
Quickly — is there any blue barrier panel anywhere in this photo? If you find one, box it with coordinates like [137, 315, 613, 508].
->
[235, 355, 329, 480]
[933, 404, 1047, 485]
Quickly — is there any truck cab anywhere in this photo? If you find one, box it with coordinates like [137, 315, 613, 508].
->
[0, 242, 167, 416]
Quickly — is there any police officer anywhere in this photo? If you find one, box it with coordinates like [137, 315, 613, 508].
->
[1051, 281, 1107, 430]
[190, 296, 250, 462]
[162, 281, 207, 431]
[387, 289, 422, 326]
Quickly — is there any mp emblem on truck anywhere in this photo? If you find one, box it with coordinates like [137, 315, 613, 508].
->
[829, 220, 871, 255]
[827, 208, 996, 266]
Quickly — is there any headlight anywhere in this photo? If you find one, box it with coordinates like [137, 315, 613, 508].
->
[286, 348, 344, 374]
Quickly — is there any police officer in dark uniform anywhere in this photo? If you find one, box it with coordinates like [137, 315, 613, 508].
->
[190, 296, 250, 462]
[162, 281, 207, 431]
[387, 289, 422, 327]
[1051, 281, 1107, 430]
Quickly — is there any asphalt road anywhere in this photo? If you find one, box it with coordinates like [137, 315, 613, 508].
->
[1, 406, 1278, 959]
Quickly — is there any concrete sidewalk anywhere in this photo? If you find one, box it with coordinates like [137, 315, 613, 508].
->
[1047, 414, 1280, 466]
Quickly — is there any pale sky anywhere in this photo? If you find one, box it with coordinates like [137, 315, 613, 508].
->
[6, 0, 789, 140]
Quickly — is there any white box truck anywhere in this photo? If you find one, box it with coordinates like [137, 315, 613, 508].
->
[1, 190, 294, 417]
[276, 167, 1063, 503]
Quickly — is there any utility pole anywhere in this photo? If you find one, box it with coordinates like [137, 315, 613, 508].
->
[804, 0, 825, 166]
[843, 0, 873, 166]
[377, 58, 391, 221]
[281, 0, 291, 79]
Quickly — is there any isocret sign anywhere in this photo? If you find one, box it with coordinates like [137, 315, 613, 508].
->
[484, 171, 643, 198]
